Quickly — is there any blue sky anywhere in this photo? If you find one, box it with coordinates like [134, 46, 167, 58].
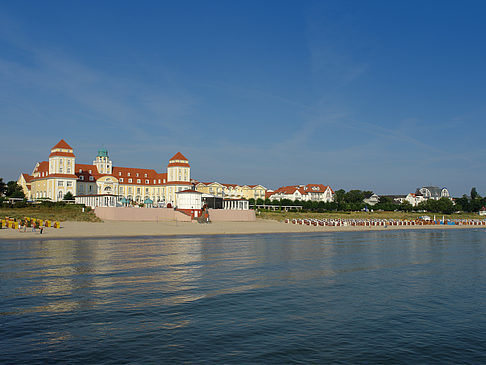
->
[1, 0, 485, 196]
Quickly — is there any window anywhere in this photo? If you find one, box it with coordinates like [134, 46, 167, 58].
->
[158, 179, 161, 184]
[128, 178, 132, 183]
[79, 169, 82, 173]
[67, 160, 71, 165]
[89, 176, 94, 181]
[119, 172, 122, 176]
[136, 173, 139, 177]
[145, 180, 149, 184]
[89, 170, 92, 174]
[120, 178, 124, 182]
[89, 185, 93, 192]
[60, 166, 63, 173]
[137, 179, 141, 183]
[153, 180, 156, 184]
[80, 176, 84, 180]
[145, 188, 149, 193]
[67, 167, 71, 173]
[163, 179, 166, 183]
[119, 187, 123, 193]
[137, 188, 141, 194]
[128, 172, 131, 177]
[58, 181, 64, 186]
[144, 174, 147, 177]
[67, 181, 72, 187]
[128, 187, 132, 193]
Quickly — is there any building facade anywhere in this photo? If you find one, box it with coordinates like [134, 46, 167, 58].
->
[195, 182, 266, 200]
[266, 184, 334, 202]
[20, 140, 193, 206]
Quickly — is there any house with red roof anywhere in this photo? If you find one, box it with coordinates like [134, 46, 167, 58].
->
[19, 140, 193, 206]
[266, 184, 334, 202]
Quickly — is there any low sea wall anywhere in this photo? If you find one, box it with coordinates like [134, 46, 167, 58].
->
[208, 209, 256, 222]
[95, 207, 191, 222]
[94, 207, 256, 222]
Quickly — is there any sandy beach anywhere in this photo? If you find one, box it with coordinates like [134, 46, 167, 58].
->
[1, 219, 485, 240]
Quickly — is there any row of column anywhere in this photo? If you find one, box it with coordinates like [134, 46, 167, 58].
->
[223, 200, 249, 210]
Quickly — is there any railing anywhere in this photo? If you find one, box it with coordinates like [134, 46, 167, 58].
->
[251, 205, 302, 211]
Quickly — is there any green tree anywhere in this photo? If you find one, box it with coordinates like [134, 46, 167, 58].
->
[471, 187, 479, 200]
[0, 178, 6, 196]
[436, 197, 454, 214]
[454, 195, 470, 212]
[5, 181, 25, 199]
[63, 191, 74, 201]
[399, 200, 413, 212]
[344, 190, 365, 203]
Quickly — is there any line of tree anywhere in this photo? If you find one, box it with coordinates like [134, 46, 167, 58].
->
[454, 187, 486, 213]
[249, 188, 485, 215]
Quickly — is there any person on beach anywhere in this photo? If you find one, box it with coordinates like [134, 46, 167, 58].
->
[40, 225, 44, 234]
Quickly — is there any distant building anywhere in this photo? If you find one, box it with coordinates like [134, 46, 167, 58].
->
[479, 207, 486, 216]
[405, 193, 426, 207]
[417, 186, 450, 200]
[363, 194, 380, 206]
[266, 184, 334, 202]
[195, 182, 266, 200]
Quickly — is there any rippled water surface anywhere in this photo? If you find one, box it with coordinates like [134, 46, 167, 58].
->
[1, 230, 486, 364]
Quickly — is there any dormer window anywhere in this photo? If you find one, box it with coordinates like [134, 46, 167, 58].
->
[79, 169, 82, 173]
[137, 179, 141, 183]
[89, 176, 94, 181]
[128, 172, 131, 177]
[136, 173, 139, 177]
[120, 178, 124, 182]
[145, 180, 149, 184]
[89, 170, 92, 174]
[145, 174, 147, 177]
[128, 178, 132, 183]
[119, 172, 122, 176]
[80, 176, 84, 180]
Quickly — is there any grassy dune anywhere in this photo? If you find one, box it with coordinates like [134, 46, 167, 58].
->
[258, 210, 483, 222]
[0, 205, 101, 222]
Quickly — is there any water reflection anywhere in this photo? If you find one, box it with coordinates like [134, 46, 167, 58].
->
[2, 230, 486, 364]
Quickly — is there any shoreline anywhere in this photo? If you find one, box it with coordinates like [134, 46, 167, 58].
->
[1, 219, 485, 241]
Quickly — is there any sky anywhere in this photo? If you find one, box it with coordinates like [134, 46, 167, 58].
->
[1, 0, 485, 196]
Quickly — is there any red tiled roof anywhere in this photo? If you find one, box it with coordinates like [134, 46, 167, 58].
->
[51, 139, 73, 150]
[270, 184, 334, 196]
[49, 151, 76, 158]
[176, 189, 203, 194]
[169, 152, 188, 161]
[22, 173, 34, 183]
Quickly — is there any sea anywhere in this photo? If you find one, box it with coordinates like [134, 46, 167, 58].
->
[1, 229, 486, 364]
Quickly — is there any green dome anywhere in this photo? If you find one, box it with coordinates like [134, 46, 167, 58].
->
[97, 149, 108, 157]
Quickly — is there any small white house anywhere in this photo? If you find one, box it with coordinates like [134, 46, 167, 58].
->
[175, 189, 202, 210]
[479, 207, 486, 216]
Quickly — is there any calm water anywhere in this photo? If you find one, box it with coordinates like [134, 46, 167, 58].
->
[1, 230, 486, 364]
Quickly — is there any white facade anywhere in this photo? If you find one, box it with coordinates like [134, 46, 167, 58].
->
[268, 184, 334, 202]
[223, 199, 249, 210]
[75, 194, 118, 208]
[405, 193, 426, 207]
[175, 190, 202, 210]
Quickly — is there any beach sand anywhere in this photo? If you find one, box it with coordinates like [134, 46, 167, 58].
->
[1, 219, 484, 240]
